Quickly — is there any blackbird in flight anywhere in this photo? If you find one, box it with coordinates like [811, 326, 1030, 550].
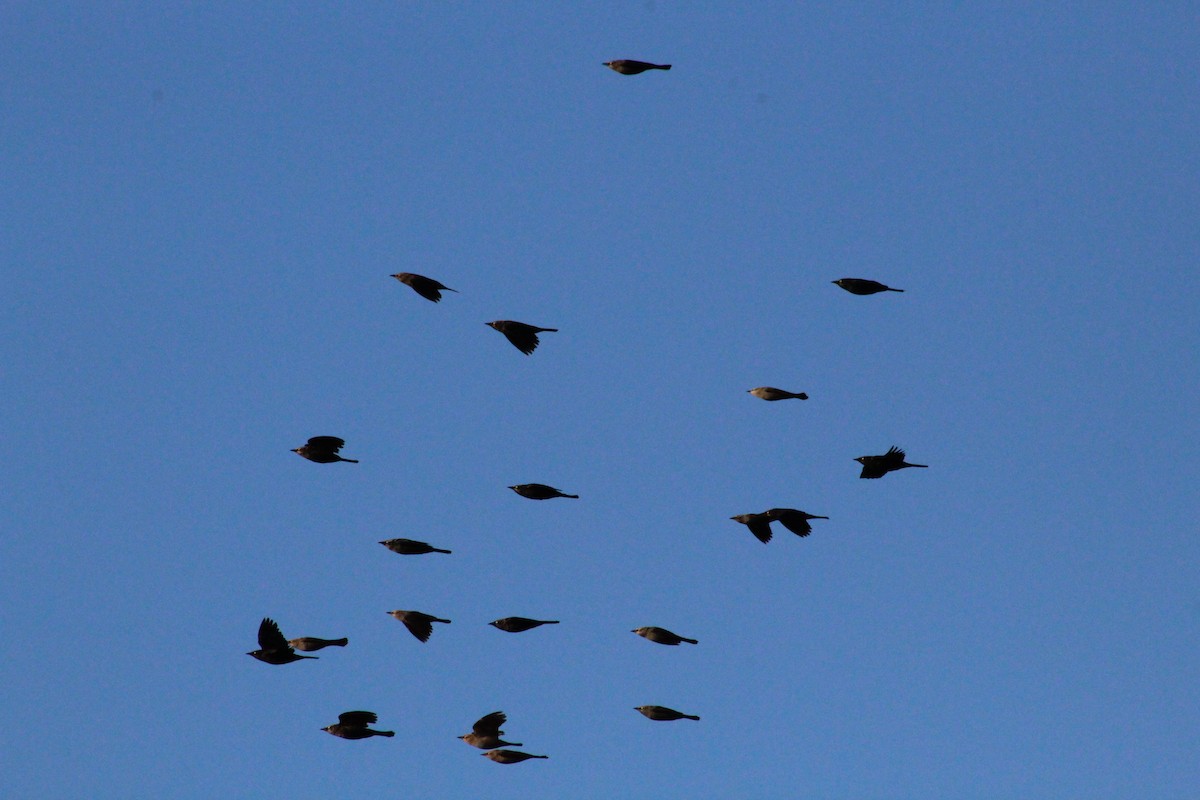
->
[764, 508, 829, 538]
[287, 636, 348, 652]
[482, 750, 548, 764]
[856, 446, 928, 479]
[387, 609, 451, 642]
[390, 272, 458, 302]
[635, 705, 700, 721]
[247, 618, 317, 665]
[291, 436, 358, 463]
[459, 711, 522, 749]
[832, 278, 904, 295]
[379, 538, 452, 555]
[322, 710, 394, 739]
[508, 483, 578, 500]
[748, 386, 808, 401]
[486, 320, 558, 355]
[489, 617, 560, 633]
[604, 59, 672, 74]
[632, 626, 697, 646]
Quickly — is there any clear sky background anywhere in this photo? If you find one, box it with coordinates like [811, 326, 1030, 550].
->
[3, 3, 1198, 798]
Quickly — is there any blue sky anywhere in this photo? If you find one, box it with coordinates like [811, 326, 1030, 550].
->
[3, 3, 1198, 797]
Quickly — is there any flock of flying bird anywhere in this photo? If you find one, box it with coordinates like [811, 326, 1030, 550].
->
[246, 59, 928, 766]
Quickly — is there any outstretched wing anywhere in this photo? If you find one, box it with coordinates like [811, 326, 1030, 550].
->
[258, 618, 290, 651]
[338, 710, 378, 726]
[403, 616, 435, 643]
[502, 328, 540, 355]
[474, 711, 507, 737]
[306, 436, 346, 453]
[769, 510, 813, 537]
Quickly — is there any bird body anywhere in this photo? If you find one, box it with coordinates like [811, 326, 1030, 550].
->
[379, 538, 452, 555]
[764, 508, 829, 538]
[603, 59, 671, 75]
[855, 446, 928, 479]
[832, 278, 904, 295]
[635, 705, 699, 721]
[459, 711, 521, 749]
[387, 609, 451, 642]
[287, 636, 348, 652]
[632, 626, 697, 646]
[486, 320, 557, 355]
[489, 617, 560, 633]
[390, 272, 457, 303]
[748, 387, 808, 401]
[482, 750, 548, 764]
[508, 483, 578, 500]
[322, 710, 394, 739]
[247, 618, 317, 665]
[291, 436, 358, 463]
[730, 512, 775, 544]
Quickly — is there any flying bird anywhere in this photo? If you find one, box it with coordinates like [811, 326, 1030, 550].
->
[379, 538, 452, 555]
[247, 618, 317, 665]
[482, 750, 548, 764]
[387, 609, 451, 643]
[390, 272, 458, 303]
[486, 320, 557, 355]
[855, 446, 928, 479]
[635, 705, 699, 721]
[287, 636, 348, 652]
[632, 626, 697, 646]
[603, 59, 671, 75]
[489, 617, 560, 633]
[459, 711, 522, 749]
[832, 278, 904, 295]
[764, 508, 829, 538]
[748, 387, 808, 401]
[508, 483, 578, 500]
[322, 710, 394, 739]
[730, 512, 774, 544]
[291, 436, 358, 464]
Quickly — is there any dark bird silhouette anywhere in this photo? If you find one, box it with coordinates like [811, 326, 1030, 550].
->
[287, 636, 348, 652]
[508, 483, 578, 500]
[604, 59, 672, 75]
[390, 272, 458, 303]
[632, 626, 697, 646]
[730, 511, 775, 544]
[322, 710, 394, 739]
[832, 278, 904, 295]
[247, 618, 317, 665]
[291, 436, 358, 463]
[748, 386, 808, 401]
[489, 617, 560, 633]
[459, 711, 522, 749]
[486, 320, 557, 355]
[482, 750, 548, 764]
[387, 609, 451, 642]
[635, 705, 699, 721]
[856, 446, 928, 479]
[379, 538, 452, 555]
[764, 508, 829, 538]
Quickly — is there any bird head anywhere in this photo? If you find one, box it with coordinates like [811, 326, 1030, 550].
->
[854, 456, 866, 464]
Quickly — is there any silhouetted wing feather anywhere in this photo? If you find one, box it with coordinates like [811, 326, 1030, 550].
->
[306, 436, 345, 453]
[338, 710, 378, 726]
[258, 618, 290, 651]
[474, 711, 507, 736]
